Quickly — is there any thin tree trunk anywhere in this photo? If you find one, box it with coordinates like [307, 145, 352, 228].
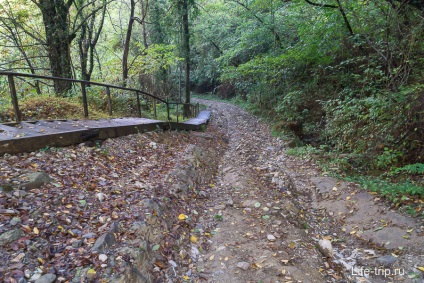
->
[122, 0, 135, 87]
[182, 0, 191, 117]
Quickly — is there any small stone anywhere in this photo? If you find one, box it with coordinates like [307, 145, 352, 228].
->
[72, 240, 83, 248]
[267, 234, 276, 242]
[236, 261, 250, 270]
[241, 200, 257, 208]
[318, 239, 334, 258]
[376, 255, 397, 267]
[99, 254, 108, 262]
[0, 184, 14, 192]
[198, 190, 209, 198]
[226, 198, 234, 206]
[30, 273, 42, 282]
[96, 193, 107, 202]
[10, 217, 21, 226]
[0, 229, 23, 246]
[168, 260, 177, 268]
[82, 233, 96, 239]
[214, 204, 226, 210]
[19, 172, 51, 190]
[35, 273, 56, 283]
[92, 232, 116, 251]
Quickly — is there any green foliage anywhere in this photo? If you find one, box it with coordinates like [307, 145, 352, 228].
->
[391, 163, 424, 175]
[131, 44, 182, 75]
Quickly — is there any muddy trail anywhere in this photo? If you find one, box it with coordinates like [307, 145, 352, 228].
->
[186, 99, 424, 283]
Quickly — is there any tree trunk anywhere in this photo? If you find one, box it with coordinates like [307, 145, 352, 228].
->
[122, 0, 135, 87]
[38, 0, 75, 96]
[181, 0, 191, 117]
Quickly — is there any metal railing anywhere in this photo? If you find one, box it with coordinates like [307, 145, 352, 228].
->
[0, 71, 199, 123]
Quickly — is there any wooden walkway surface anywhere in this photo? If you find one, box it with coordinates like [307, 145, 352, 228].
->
[0, 111, 211, 154]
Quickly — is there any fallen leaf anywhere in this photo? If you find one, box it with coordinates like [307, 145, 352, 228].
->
[209, 254, 215, 260]
[33, 227, 39, 235]
[152, 244, 160, 251]
[178, 214, 187, 221]
[190, 235, 198, 243]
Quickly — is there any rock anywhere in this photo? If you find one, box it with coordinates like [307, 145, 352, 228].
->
[0, 183, 14, 192]
[236, 261, 250, 270]
[30, 273, 42, 282]
[267, 235, 276, 242]
[241, 200, 257, 208]
[99, 254, 108, 262]
[96, 193, 107, 202]
[10, 217, 21, 226]
[19, 172, 51, 189]
[226, 198, 234, 206]
[214, 204, 226, 210]
[168, 260, 177, 268]
[0, 229, 22, 246]
[198, 190, 209, 198]
[92, 232, 116, 251]
[141, 199, 163, 216]
[191, 246, 200, 259]
[35, 273, 56, 283]
[82, 233, 97, 239]
[318, 239, 334, 258]
[376, 255, 397, 267]
[72, 240, 83, 248]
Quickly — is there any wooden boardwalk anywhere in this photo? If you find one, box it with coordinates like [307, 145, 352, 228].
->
[0, 111, 210, 154]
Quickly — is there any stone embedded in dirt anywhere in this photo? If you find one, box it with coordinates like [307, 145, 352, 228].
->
[19, 172, 51, 189]
[318, 239, 334, 258]
[267, 234, 276, 242]
[0, 228, 22, 246]
[10, 217, 21, 226]
[376, 255, 398, 267]
[96, 192, 107, 202]
[0, 183, 14, 192]
[236, 261, 250, 270]
[34, 273, 56, 283]
[99, 254, 108, 262]
[198, 190, 209, 198]
[82, 233, 97, 239]
[92, 232, 116, 251]
[241, 200, 257, 208]
[141, 198, 163, 216]
[214, 204, 226, 210]
[226, 198, 234, 206]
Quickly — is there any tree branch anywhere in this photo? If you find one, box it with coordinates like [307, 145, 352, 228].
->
[304, 0, 338, 9]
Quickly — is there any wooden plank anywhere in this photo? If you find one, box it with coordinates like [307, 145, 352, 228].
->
[0, 111, 209, 155]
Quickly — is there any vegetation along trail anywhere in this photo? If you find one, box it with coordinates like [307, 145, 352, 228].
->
[188, 99, 424, 283]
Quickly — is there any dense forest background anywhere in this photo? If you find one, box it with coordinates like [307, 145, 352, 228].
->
[0, 0, 423, 189]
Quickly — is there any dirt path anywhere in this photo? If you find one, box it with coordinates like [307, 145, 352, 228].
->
[188, 99, 424, 283]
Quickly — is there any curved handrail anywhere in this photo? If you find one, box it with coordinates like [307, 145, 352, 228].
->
[0, 71, 174, 123]
[0, 71, 200, 123]
[0, 71, 167, 103]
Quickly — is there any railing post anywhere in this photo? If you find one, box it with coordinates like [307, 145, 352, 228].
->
[81, 82, 89, 118]
[106, 86, 112, 116]
[197, 102, 199, 116]
[176, 103, 179, 123]
[136, 92, 142, 118]
[166, 98, 170, 121]
[8, 75, 21, 123]
[153, 99, 157, 119]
